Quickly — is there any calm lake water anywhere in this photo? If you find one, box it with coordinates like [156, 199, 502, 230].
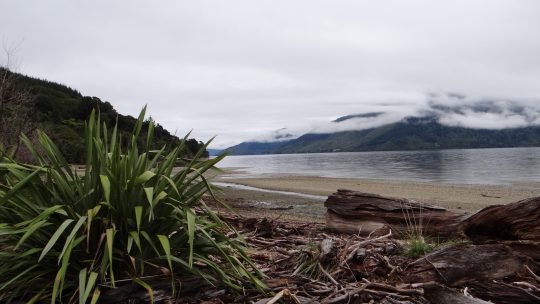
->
[218, 147, 540, 185]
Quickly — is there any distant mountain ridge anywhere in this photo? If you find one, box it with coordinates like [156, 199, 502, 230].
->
[222, 141, 290, 155]
[332, 112, 384, 122]
[225, 115, 540, 155]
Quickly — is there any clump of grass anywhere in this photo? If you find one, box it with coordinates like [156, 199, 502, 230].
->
[0, 107, 264, 303]
[292, 243, 322, 278]
[405, 236, 433, 258]
[400, 202, 434, 259]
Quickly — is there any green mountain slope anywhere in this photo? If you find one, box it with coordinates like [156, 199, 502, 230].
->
[224, 141, 290, 155]
[1, 69, 207, 162]
[227, 119, 540, 155]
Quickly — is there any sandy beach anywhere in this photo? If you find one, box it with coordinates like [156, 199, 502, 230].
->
[214, 172, 540, 220]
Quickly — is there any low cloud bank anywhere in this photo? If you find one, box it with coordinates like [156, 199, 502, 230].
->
[251, 93, 540, 143]
[426, 94, 540, 129]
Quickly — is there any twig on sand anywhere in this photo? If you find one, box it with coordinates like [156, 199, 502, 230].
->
[318, 262, 339, 286]
[526, 265, 540, 283]
[260, 288, 301, 304]
[341, 230, 392, 266]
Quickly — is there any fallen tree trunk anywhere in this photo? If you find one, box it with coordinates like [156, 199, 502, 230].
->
[324, 190, 467, 238]
[405, 244, 540, 303]
[466, 281, 540, 304]
[461, 196, 540, 242]
[422, 284, 493, 304]
[325, 190, 540, 242]
[405, 244, 529, 286]
[467, 240, 540, 263]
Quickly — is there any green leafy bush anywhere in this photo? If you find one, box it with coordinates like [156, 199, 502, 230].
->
[0, 107, 264, 303]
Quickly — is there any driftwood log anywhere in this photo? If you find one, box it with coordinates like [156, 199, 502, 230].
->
[461, 196, 540, 242]
[405, 244, 530, 286]
[422, 284, 493, 304]
[325, 189, 540, 242]
[324, 190, 467, 238]
[465, 281, 540, 304]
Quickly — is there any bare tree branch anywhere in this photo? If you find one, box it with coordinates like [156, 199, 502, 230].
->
[0, 46, 35, 158]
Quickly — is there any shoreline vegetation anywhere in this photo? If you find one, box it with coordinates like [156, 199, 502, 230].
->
[0, 68, 209, 163]
[0, 108, 265, 303]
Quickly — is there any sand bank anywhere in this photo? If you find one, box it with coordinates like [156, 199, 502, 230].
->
[216, 174, 540, 213]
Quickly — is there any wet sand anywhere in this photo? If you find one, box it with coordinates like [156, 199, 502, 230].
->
[214, 186, 327, 222]
[215, 173, 540, 214]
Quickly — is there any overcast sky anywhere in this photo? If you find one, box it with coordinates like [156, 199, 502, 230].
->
[2, 1, 540, 148]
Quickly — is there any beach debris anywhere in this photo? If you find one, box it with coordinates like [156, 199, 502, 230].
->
[481, 193, 502, 198]
[232, 214, 540, 303]
[102, 192, 540, 303]
[322, 189, 540, 303]
[220, 215, 428, 303]
[319, 238, 337, 263]
[97, 212, 540, 303]
[255, 288, 301, 304]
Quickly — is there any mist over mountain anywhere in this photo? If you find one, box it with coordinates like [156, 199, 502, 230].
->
[225, 96, 540, 155]
[425, 97, 540, 129]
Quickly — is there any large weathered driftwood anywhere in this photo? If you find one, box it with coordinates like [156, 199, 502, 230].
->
[422, 284, 493, 304]
[405, 244, 529, 286]
[406, 243, 540, 303]
[461, 196, 540, 242]
[325, 189, 540, 242]
[466, 281, 540, 304]
[324, 189, 467, 237]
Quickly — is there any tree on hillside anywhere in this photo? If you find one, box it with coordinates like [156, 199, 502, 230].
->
[0, 50, 35, 157]
[1, 49, 209, 162]
[187, 138, 210, 157]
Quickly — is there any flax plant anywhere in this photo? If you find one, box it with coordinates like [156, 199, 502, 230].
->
[0, 107, 264, 303]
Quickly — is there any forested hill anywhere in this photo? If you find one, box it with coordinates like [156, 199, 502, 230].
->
[1, 68, 207, 162]
[225, 117, 540, 155]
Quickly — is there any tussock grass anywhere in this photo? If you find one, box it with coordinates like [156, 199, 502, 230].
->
[405, 236, 433, 259]
[0, 107, 264, 303]
[400, 202, 434, 259]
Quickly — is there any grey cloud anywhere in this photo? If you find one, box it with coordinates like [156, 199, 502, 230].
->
[427, 97, 540, 129]
[1, 0, 540, 148]
[251, 96, 540, 142]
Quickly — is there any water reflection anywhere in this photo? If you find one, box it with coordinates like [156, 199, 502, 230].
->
[219, 147, 540, 185]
